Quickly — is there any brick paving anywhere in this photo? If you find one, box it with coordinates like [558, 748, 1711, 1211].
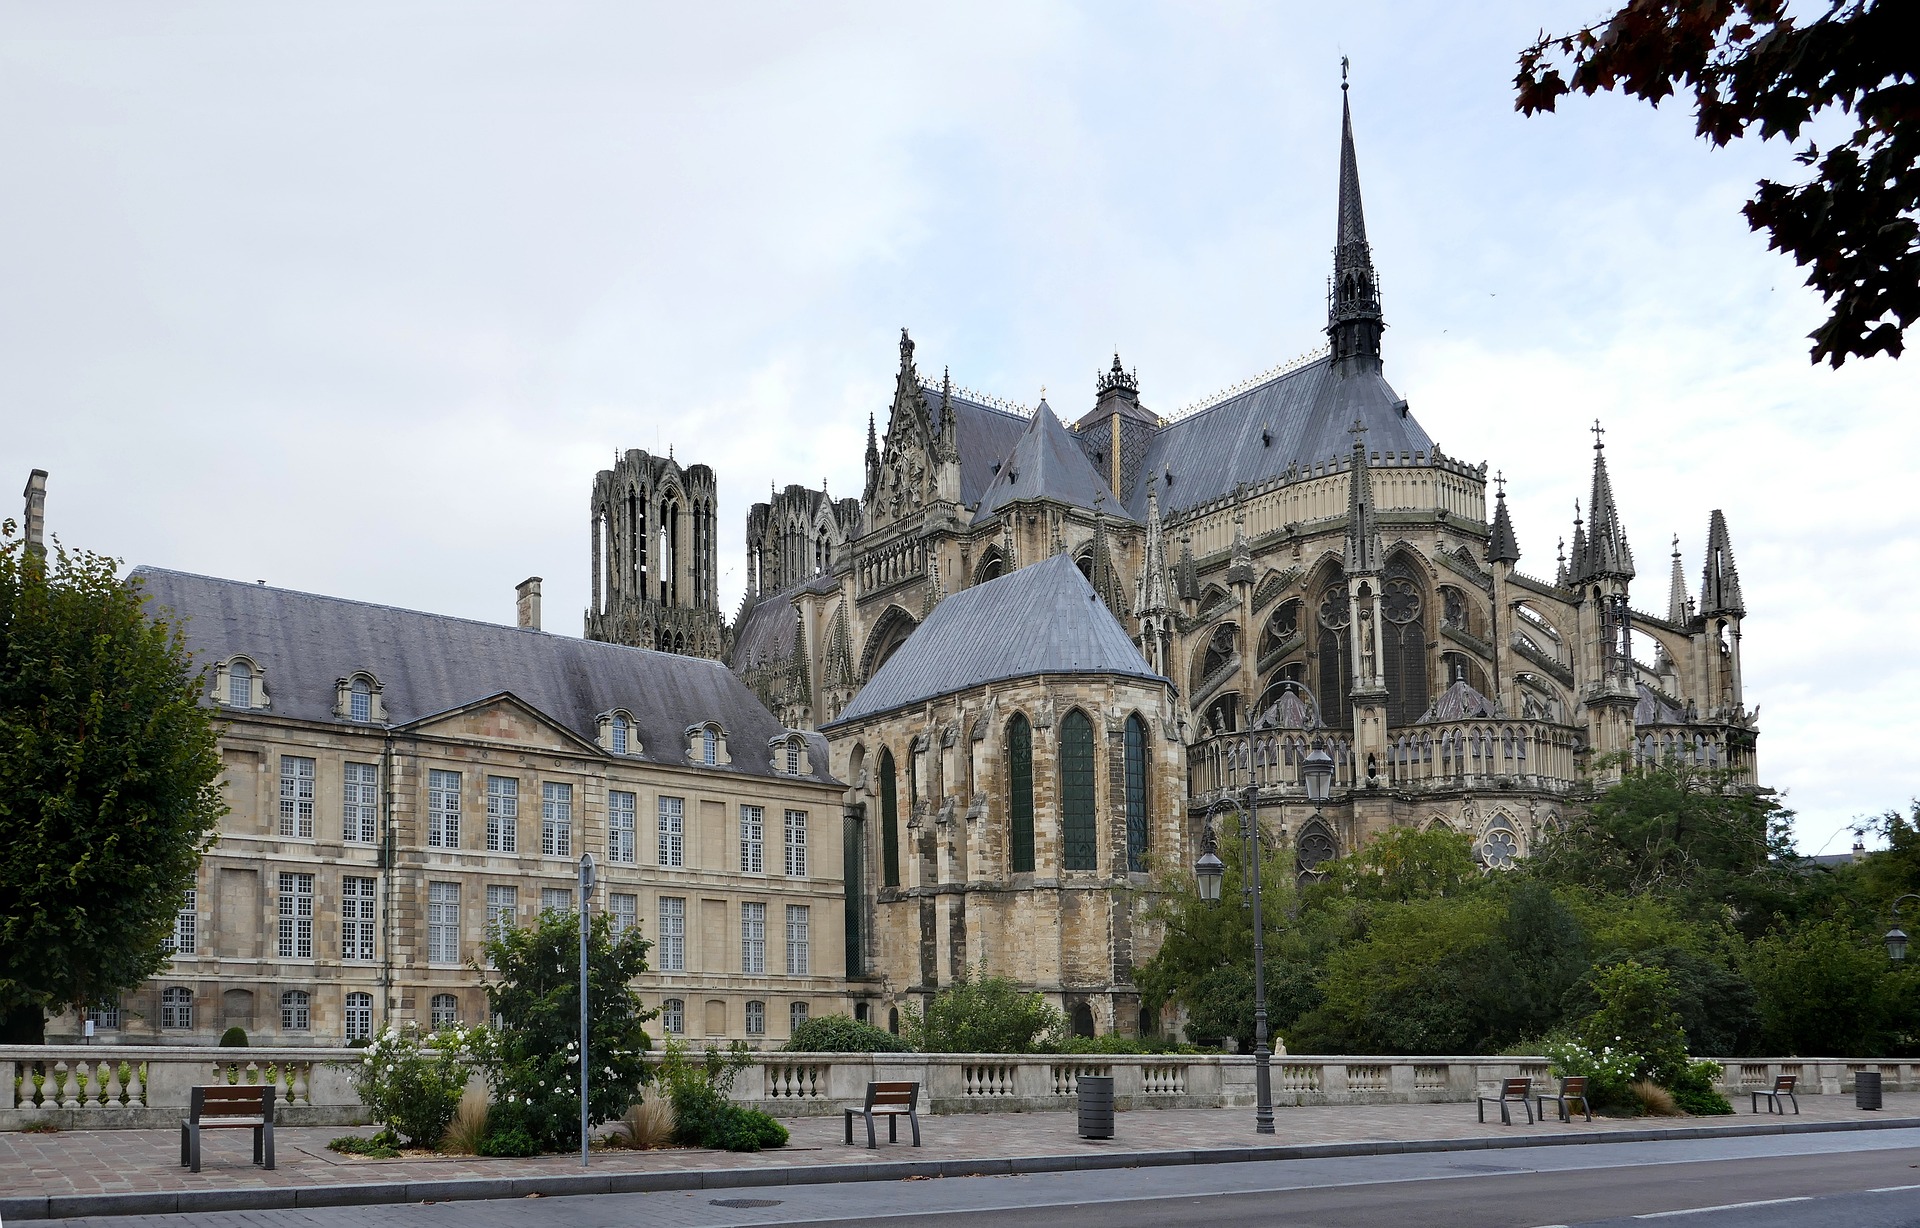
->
[4, 1092, 1915, 1203]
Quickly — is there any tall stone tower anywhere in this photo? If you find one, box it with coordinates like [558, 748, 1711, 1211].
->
[585, 449, 724, 658]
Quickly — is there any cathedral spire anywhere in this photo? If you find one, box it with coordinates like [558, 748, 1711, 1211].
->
[1343, 418, 1381, 574]
[1581, 421, 1635, 580]
[1487, 470, 1521, 565]
[1327, 66, 1384, 373]
[1700, 509, 1745, 617]
[1666, 536, 1691, 623]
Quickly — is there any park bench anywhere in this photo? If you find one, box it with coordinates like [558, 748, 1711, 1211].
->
[179, 1084, 275, 1172]
[1751, 1074, 1799, 1115]
[843, 1080, 922, 1148]
[1477, 1076, 1534, 1125]
[1536, 1075, 1592, 1123]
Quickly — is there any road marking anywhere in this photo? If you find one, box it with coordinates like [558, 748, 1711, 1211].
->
[1869, 1183, 1920, 1192]
[1634, 1197, 1813, 1218]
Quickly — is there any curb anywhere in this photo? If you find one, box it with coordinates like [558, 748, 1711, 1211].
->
[6, 1115, 1919, 1221]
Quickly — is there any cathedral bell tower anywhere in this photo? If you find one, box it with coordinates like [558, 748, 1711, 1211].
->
[1327, 67, 1384, 375]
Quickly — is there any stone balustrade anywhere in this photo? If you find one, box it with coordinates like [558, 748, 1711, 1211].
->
[5, 1046, 1914, 1129]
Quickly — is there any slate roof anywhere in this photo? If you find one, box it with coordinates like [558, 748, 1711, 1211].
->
[1124, 357, 1433, 519]
[133, 567, 834, 783]
[972, 400, 1132, 524]
[927, 389, 1031, 510]
[1416, 680, 1503, 723]
[823, 553, 1162, 728]
[730, 583, 802, 673]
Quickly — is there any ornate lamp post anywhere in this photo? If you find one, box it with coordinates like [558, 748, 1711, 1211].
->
[1886, 894, 1919, 962]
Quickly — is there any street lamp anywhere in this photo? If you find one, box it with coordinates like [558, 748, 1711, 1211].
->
[1194, 837, 1225, 904]
[1303, 738, 1334, 805]
[1886, 894, 1918, 962]
[577, 852, 597, 1168]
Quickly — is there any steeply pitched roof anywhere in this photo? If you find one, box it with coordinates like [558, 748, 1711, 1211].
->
[972, 400, 1131, 524]
[1578, 437, 1635, 580]
[1123, 357, 1433, 519]
[1416, 680, 1503, 723]
[134, 566, 833, 783]
[824, 553, 1161, 728]
[729, 583, 801, 673]
[926, 388, 1031, 510]
[1700, 509, 1744, 617]
[1487, 488, 1521, 565]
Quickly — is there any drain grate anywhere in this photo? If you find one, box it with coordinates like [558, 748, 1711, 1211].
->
[710, 1197, 785, 1208]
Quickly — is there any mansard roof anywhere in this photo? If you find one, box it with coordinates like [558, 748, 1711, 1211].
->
[972, 399, 1131, 524]
[926, 388, 1030, 509]
[1123, 357, 1433, 519]
[133, 566, 833, 783]
[824, 553, 1160, 728]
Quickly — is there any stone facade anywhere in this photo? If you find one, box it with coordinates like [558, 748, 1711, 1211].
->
[585, 448, 725, 658]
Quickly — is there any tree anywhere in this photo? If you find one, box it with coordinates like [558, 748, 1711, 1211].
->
[0, 528, 225, 1041]
[901, 968, 1064, 1054]
[1515, 0, 1918, 366]
[476, 908, 656, 1154]
[1745, 920, 1906, 1055]
[1308, 825, 1483, 904]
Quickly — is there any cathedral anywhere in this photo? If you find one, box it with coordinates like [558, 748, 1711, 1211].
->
[584, 86, 1761, 1035]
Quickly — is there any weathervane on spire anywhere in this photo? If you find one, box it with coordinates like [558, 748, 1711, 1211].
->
[1341, 55, 1349, 88]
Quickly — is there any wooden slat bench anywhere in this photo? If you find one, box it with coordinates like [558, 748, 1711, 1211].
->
[180, 1084, 276, 1172]
[843, 1080, 921, 1148]
[1477, 1076, 1534, 1125]
[1536, 1075, 1592, 1123]
[1751, 1074, 1799, 1115]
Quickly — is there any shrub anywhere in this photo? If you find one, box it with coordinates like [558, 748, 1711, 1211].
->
[1631, 1080, 1681, 1116]
[784, 1014, 913, 1053]
[342, 1024, 475, 1149]
[903, 969, 1064, 1053]
[1573, 960, 1689, 1085]
[1051, 1034, 1202, 1055]
[218, 1027, 249, 1048]
[439, 1094, 489, 1155]
[327, 1132, 400, 1158]
[1544, 1037, 1641, 1115]
[604, 1097, 674, 1150]
[658, 1039, 789, 1153]
[1668, 1059, 1734, 1116]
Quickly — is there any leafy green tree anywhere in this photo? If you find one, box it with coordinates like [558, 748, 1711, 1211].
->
[1745, 920, 1903, 1055]
[1515, 0, 1917, 366]
[0, 529, 225, 1041]
[902, 968, 1064, 1054]
[1309, 825, 1482, 904]
[477, 908, 656, 1153]
[1572, 960, 1690, 1083]
[783, 1014, 912, 1053]
[1564, 945, 1761, 1058]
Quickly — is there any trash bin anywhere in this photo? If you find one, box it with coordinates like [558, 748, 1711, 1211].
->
[1077, 1075, 1115, 1139]
[1856, 1071, 1883, 1110]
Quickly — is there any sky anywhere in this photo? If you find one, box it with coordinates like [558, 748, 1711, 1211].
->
[3, 2, 1914, 854]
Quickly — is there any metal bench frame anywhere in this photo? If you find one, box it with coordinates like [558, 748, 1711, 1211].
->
[843, 1080, 922, 1148]
[1751, 1074, 1799, 1115]
[1536, 1075, 1593, 1123]
[1477, 1076, 1535, 1125]
[180, 1084, 276, 1172]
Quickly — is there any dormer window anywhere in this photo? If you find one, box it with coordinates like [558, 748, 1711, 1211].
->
[685, 723, 729, 767]
[768, 733, 812, 776]
[216, 656, 267, 710]
[786, 741, 800, 774]
[596, 710, 641, 756]
[333, 673, 384, 724]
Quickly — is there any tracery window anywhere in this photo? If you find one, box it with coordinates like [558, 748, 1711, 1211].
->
[1481, 826, 1520, 870]
[1008, 715, 1035, 873]
[1316, 584, 1351, 720]
[1123, 714, 1149, 873]
[1201, 624, 1237, 684]
[1382, 558, 1429, 728]
[1296, 821, 1338, 881]
[879, 749, 900, 888]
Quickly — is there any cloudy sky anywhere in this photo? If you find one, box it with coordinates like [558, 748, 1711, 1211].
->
[3, 2, 1913, 853]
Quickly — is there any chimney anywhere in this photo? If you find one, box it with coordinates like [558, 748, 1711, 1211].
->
[515, 576, 542, 630]
[21, 469, 47, 557]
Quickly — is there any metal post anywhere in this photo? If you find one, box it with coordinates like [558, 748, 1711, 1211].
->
[1245, 770, 1273, 1134]
[578, 853, 596, 1168]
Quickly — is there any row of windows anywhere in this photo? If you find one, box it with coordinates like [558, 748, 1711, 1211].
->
[658, 997, 808, 1037]
[873, 710, 1152, 887]
[267, 758, 812, 874]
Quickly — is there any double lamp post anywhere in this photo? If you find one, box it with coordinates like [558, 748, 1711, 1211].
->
[1193, 721, 1335, 1135]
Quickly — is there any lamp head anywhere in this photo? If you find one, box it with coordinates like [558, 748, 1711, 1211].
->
[1303, 737, 1335, 804]
[1195, 849, 1225, 904]
[1887, 925, 1909, 963]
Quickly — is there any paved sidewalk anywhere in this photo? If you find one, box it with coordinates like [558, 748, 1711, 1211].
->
[4, 1093, 1915, 1219]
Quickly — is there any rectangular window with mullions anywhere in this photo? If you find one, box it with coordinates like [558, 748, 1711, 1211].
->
[741, 901, 765, 974]
[279, 756, 315, 838]
[784, 809, 807, 877]
[542, 782, 572, 857]
[658, 796, 684, 867]
[428, 769, 461, 848]
[786, 903, 809, 975]
[486, 776, 518, 853]
[740, 805, 764, 873]
[427, 881, 459, 965]
[166, 888, 197, 955]
[341, 876, 376, 962]
[343, 762, 378, 844]
[609, 790, 636, 863]
[658, 896, 685, 971]
[277, 872, 313, 959]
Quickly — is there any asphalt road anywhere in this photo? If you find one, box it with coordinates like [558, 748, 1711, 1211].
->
[35, 1129, 1920, 1228]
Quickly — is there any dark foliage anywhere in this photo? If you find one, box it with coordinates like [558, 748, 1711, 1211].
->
[783, 1014, 913, 1053]
[1516, 0, 1919, 366]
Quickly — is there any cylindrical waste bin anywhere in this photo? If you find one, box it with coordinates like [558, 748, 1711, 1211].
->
[1077, 1075, 1115, 1139]
[1856, 1071, 1883, 1110]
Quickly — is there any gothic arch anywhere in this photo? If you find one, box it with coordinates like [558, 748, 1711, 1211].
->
[1382, 549, 1431, 727]
[975, 546, 1006, 585]
[1296, 818, 1338, 880]
[1307, 556, 1350, 723]
[1059, 708, 1097, 871]
[861, 605, 919, 680]
[1191, 622, 1239, 693]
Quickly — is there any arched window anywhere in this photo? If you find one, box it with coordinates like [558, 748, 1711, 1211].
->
[1316, 583, 1350, 720]
[349, 677, 372, 723]
[611, 713, 629, 756]
[1481, 826, 1520, 870]
[161, 987, 193, 1030]
[1296, 821, 1337, 881]
[888, 1007, 900, 1035]
[1060, 710, 1096, 871]
[746, 1000, 766, 1036]
[790, 1001, 810, 1032]
[430, 993, 458, 1029]
[228, 659, 253, 708]
[662, 998, 684, 1034]
[1008, 715, 1035, 873]
[1382, 557, 1429, 728]
[280, 989, 310, 1031]
[1070, 1002, 1095, 1038]
[785, 740, 800, 774]
[345, 991, 373, 1041]
[1124, 714, 1149, 873]
[879, 749, 900, 888]
[701, 727, 717, 765]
